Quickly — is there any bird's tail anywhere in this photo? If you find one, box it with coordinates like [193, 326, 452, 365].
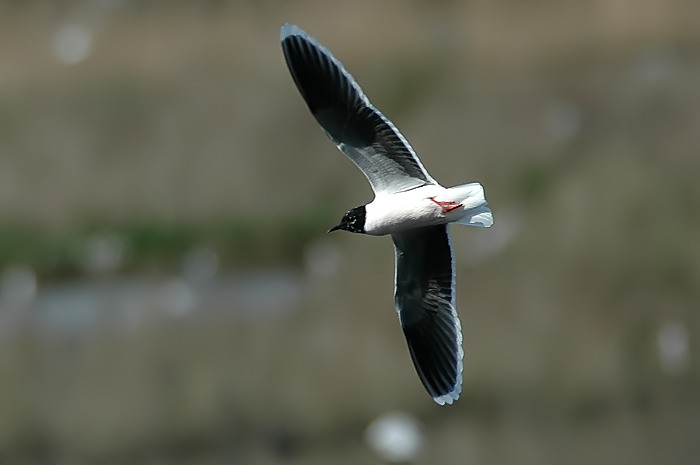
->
[442, 182, 493, 228]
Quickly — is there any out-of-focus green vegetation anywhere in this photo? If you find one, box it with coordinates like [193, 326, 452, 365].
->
[0, 1, 699, 464]
[0, 206, 335, 278]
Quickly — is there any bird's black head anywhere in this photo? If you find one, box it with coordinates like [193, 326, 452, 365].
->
[328, 206, 367, 234]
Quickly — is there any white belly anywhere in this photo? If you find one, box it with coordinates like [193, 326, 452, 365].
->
[363, 186, 454, 235]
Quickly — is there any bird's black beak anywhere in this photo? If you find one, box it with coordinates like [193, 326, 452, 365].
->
[328, 224, 342, 233]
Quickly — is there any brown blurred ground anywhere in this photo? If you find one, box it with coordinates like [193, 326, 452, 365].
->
[0, 1, 699, 463]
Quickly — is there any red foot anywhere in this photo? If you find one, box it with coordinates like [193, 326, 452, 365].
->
[430, 197, 462, 214]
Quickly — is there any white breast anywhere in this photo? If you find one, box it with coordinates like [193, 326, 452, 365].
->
[363, 185, 447, 236]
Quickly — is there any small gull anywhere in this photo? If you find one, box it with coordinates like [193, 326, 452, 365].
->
[281, 24, 493, 405]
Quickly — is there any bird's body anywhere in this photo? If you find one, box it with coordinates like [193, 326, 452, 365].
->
[364, 183, 492, 236]
[366, 186, 450, 236]
[281, 24, 493, 405]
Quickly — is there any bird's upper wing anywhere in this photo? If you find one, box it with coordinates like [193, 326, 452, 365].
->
[281, 24, 437, 195]
[392, 225, 463, 405]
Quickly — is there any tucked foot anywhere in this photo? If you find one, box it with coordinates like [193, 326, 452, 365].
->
[430, 197, 461, 214]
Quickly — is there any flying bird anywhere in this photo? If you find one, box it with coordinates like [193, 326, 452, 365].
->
[281, 24, 493, 405]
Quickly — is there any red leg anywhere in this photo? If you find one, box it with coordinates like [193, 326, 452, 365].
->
[430, 197, 462, 214]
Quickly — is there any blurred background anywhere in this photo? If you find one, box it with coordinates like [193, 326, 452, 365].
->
[1, 0, 699, 463]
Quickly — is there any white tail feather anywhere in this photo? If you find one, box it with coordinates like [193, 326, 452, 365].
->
[436, 182, 493, 228]
[456, 205, 493, 227]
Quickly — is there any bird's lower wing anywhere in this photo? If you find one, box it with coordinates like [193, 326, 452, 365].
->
[392, 225, 463, 405]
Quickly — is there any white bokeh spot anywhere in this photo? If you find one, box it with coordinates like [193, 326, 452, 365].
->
[51, 24, 93, 64]
[365, 411, 424, 462]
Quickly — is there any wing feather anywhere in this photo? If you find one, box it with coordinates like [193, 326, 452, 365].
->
[281, 24, 437, 194]
[392, 225, 463, 405]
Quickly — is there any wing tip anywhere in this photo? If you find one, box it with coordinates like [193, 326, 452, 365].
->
[432, 366, 463, 405]
[403, 318, 465, 406]
[432, 349, 464, 405]
[441, 327, 464, 406]
[433, 387, 461, 405]
[281, 23, 305, 42]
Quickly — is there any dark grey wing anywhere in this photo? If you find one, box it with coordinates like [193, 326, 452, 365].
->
[281, 24, 437, 195]
[392, 225, 463, 405]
